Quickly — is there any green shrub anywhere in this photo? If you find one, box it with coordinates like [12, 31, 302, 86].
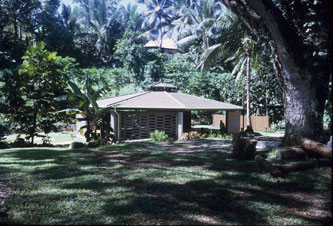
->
[149, 130, 168, 142]
[207, 132, 232, 139]
[269, 120, 285, 132]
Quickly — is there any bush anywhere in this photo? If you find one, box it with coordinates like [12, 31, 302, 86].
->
[149, 130, 168, 142]
[269, 120, 285, 132]
[207, 132, 232, 139]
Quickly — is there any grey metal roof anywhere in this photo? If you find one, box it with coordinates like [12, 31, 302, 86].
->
[97, 90, 243, 111]
[144, 82, 178, 91]
[144, 39, 178, 50]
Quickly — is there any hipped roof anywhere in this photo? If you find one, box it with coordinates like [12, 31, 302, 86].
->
[97, 91, 243, 111]
[144, 38, 178, 50]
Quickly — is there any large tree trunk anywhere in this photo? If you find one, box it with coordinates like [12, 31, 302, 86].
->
[220, 0, 330, 145]
[283, 72, 325, 145]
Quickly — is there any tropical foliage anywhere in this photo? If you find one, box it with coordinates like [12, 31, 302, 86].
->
[0, 41, 75, 143]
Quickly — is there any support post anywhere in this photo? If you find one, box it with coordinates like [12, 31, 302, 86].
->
[177, 112, 183, 140]
[227, 111, 241, 134]
[110, 112, 117, 140]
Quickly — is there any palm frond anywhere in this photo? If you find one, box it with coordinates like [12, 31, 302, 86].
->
[224, 47, 241, 63]
[199, 43, 223, 72]
[235, 58, 247, 82]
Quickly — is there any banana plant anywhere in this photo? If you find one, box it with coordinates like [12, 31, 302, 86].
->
[61, 71, 111, 142]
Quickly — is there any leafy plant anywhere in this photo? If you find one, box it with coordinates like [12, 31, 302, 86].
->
[61, 71, 112, 143]
[149, 129, 168, 142]
[1, 41, 75, 144]
[269, 120, 285, 132]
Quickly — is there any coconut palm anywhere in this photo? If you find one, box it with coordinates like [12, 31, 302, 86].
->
[60, 3, 80, 33]
[172, 0, 226, 50]
[140, 0, 174, 46]
[77, 0, 120, 60]
[204, 36, 258, 129]
[119, 3, 143, 30]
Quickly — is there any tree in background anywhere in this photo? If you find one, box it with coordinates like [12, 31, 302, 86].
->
[36, 0, 77, 58]
[119, 3, 143, 31]
[114, 29, 148, 83]
[0, 0, 40, 67]
[140, 0, 174, 44]
[174, 0, 226, 52]
[220, 0, 331, 144]
[60, 3, 80, 33]
[1, 41, 75, 144]
[75, 0, 122, 62]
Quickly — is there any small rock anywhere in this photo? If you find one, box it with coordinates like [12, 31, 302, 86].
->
[69, 142, 86, 149]
[87, 140, 100, 148]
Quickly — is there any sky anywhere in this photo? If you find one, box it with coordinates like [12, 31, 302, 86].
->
[60, 0, 146, 12]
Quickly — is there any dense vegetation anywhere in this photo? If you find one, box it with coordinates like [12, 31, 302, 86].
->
[0, 0, 331, 144]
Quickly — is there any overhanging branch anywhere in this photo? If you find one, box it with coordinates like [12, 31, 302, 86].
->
[220, 0, 264, 37]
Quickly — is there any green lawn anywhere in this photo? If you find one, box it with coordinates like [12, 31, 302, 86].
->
[192, 125, 285, 136]
[4, 132, 85, 144]
[0, 141, 331, 225]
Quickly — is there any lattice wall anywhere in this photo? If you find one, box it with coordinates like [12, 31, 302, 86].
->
[120, 111, 177, 140]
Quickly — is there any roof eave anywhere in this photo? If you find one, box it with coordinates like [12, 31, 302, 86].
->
[107, 106, 243, 111]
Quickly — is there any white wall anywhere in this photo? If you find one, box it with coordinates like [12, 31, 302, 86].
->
[227, 111, 241, 134]
[177, 112, 183, 140]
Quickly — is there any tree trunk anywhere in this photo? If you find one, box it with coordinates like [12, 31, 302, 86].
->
[220, 0, 330, 146]
[265, 91, 269, 116]
[275, 146, 306, 160]
[300, 138, 332, 159]
[283, 75, 325, 145]
[13, 15, 18, 39]
[256, 155, 331, 176]
[31, 109, 37, 144]
[255, 155, 282, 177]
[246, 54, 251, 127]
[274, 159, 331, 174]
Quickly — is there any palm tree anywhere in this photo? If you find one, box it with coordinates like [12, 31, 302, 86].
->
[77, 0, 120, 60]
[119, 3, 143, 30]
[140, 0, 174, 46]
[60, 3, 79, 33]
[172, 0, 226, 50]
[207, 36, 257, 130]
[242, 37, 256, 130]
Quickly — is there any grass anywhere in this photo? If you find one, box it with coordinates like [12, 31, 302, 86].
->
[0, 140, 331, 225]
[192, 125, 285, 136]
[193, 125, 220, 130]
[258, 130, 285, 136]
[4, 132, 85, 144]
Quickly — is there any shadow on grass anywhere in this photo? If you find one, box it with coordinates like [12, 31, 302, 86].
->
[0, 141, 331, 225]
[93, 141, 331, 224]
[98, 178, 265, 225]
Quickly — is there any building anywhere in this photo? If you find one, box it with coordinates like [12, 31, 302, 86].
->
[143, 38, 178, 54]
[92, 82, 243, 141]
